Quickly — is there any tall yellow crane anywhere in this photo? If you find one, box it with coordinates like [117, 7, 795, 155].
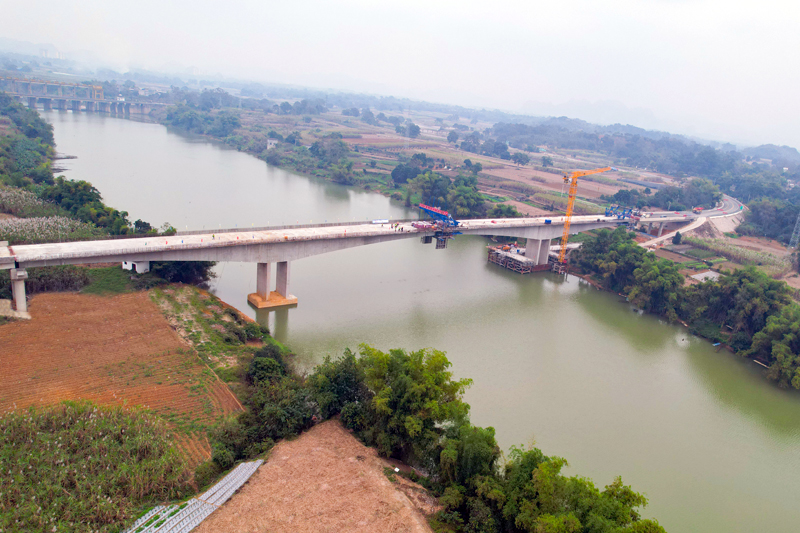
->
[557, 166, 617, 265]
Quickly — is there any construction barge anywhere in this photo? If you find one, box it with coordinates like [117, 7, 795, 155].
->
[487, 245, 553, 274]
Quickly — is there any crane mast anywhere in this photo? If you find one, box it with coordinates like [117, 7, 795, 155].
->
[557, 166, 617, 266]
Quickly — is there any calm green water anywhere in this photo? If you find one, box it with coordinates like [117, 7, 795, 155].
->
[44, 110, 800, 533]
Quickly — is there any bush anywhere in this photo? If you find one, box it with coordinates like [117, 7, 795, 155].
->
[340, 401, 369, 432]
[307, 349, 370, 419]
[194, 460, 222, 490]
[244, 321, 268, 340]
[223, 321, 247, 344]
[239, 377, 314, 442]
[247, 357, 285, 383]
[150, 261, 217, 284]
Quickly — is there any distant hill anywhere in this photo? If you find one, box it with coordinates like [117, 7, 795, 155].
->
[742, 144, 800, 165]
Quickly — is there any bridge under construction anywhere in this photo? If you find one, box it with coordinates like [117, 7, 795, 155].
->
[1, 214, 630, 317]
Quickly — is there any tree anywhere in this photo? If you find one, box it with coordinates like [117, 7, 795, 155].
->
[397, 122, 421, 138]
[488, 204, 522, 218]
[150, 261, 217, 284]
[511, 152, 530, 166]
[542, 156, 554, 168]
[361, 109, 376, 125]
[357, 344, 472, 462]
[672, 231, 682, 245]
[390, 163, 421, 185]
[448, 131, 459, 144]
[471, 162, 483, 175]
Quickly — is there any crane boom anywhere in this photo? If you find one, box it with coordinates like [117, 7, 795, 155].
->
[557, 166, 616, 265]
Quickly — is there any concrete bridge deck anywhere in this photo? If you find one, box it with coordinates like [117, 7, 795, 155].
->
[6, 215, 625, 268]
[3, 204, 731, 316]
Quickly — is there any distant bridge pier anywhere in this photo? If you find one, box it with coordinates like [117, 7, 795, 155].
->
[71, 100, 80, 112]
[41, 98, 51, 110]
[248, 261, 297, 309]
[27, 97, 37, 109]
[658, 222, 665, 237]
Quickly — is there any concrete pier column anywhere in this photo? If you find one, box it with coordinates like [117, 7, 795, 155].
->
[525, 238, 541, 263]
[256, 262, 271, 299]
[538, 238, 551, 265]
[658, 222, 665, 237]
[276, 261, 291, 297]
[647, 222, 653, 234]
[42, 99, 51, 110]
[9, 269, 28, 313]
[27, 97, 37, 109]
[71, 100, 80, 112]
[248, 261, 297, 309]
[85, 101, 94, 112]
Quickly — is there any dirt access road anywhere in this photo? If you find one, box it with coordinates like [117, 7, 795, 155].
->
[0, 292, 242, 464]
[195, 420, 437, 533]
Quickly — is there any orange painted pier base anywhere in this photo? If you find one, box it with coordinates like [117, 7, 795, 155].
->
[247, 290, 298, 309]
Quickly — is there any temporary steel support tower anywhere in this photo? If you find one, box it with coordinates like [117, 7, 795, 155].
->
[557, 166, 617, 265]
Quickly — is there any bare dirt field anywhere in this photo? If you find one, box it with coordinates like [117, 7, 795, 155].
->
[195, 420, 438, 533]
[0, 292, 242, 464]
[654, 249, 694, 263]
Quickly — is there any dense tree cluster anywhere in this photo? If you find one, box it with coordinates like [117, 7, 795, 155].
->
[408, 172, 488, 218]
[574, 228, 800, 386]
[604, 178, 721, 211]
[163, 105, 242, 138]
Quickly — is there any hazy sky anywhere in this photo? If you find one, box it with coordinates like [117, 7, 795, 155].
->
[3, 0, 799, 148]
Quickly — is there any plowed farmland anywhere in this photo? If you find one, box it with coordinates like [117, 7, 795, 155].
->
[0, 292, 242, 465]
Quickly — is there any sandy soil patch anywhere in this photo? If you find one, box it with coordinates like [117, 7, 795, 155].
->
[195, 420, 436, 533]
[733, 235, 789, 255]
[0, 213, 17, 220]
[709, 213, 744, 234]
[0, 292, 242, 465]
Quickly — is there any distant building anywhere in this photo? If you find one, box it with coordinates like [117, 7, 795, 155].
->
[267, 139, 278, 149]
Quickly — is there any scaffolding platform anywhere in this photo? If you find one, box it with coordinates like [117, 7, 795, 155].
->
[487, 246, 551, 274]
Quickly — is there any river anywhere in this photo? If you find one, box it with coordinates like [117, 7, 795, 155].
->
[43, 110, 800, 533]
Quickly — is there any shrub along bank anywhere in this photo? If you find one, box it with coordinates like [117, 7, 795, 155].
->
[205, 343, 665, 533]
[572, 226, 800, 388]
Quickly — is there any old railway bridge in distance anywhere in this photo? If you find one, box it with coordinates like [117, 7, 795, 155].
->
[1, 214, 653, 317]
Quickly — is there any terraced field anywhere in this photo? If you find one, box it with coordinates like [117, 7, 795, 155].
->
[0, 291, 242, 465]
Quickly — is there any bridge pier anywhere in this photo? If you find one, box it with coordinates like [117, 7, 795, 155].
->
[27, 97, 37, 109]
[248, 261, 297, 309]
[524, 238, 551, 265]
[71, 100, 80, 112]
[9, 268, 28, 313]
[658, 222, 665, 237]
